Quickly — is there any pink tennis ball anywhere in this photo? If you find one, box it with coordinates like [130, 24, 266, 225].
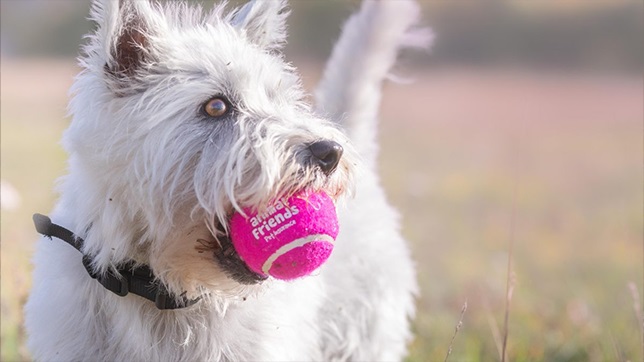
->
[229, 190, 339, 280]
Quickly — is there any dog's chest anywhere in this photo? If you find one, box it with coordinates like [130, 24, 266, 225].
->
[98, 283, 325, 361]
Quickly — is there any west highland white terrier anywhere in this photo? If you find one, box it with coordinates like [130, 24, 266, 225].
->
[25, 0, 429, 360]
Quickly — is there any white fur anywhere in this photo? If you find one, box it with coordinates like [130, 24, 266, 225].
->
[25, 0, 428, 360]
[316, 0, 432, 169]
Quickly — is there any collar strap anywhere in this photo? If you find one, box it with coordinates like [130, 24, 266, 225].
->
[33, 213, 200, 310]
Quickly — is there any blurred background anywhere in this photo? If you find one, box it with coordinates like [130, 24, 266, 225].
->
[1, 0, 642, 361]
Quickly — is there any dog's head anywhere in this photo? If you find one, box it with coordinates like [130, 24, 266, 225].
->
[65, 0, 357, 300]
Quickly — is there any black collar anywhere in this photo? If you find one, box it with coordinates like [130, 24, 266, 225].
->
[33, 213, 201, 310]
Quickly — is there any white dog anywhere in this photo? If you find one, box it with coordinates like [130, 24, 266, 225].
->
[25, 0, 428, 360]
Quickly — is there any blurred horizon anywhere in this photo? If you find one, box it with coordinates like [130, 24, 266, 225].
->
[1, 0, 643, 74]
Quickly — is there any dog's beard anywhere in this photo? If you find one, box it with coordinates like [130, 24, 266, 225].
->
[146, 170, 351, 300]
[203, 167, 351, 287]
[194, 137, 353, 279]
[211, 217, 268, 285]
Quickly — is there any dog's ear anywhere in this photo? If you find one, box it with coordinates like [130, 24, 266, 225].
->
[90, 0, 157, 78]
[231, 0, 290, 51]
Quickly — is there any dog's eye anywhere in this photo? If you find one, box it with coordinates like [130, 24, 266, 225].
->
[203, 97, 229, 118]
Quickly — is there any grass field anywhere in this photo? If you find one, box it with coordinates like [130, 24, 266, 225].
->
[1, 59, 642, 361]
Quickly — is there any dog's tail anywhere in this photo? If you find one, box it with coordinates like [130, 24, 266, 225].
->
[314, 0, 431, 169]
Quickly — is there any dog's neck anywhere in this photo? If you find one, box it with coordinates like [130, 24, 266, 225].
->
[33, 213, 201, 309]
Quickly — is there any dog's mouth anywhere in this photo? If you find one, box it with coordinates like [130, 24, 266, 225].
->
[211, 219, 267, 285]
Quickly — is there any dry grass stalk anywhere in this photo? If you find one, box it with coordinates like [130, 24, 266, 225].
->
[609, 332, 625, 362]
[501, 271, 516, 362]
[627, 281, 643, 361]
[444, 301, 468, 362]
[483, 297, 503, 360]
[501, 181, 519, 362]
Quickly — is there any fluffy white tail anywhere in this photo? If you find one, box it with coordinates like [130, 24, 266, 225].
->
[315, 0, 431, 169]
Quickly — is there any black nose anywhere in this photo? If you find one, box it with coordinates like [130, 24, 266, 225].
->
[309, 140, 343, 175]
